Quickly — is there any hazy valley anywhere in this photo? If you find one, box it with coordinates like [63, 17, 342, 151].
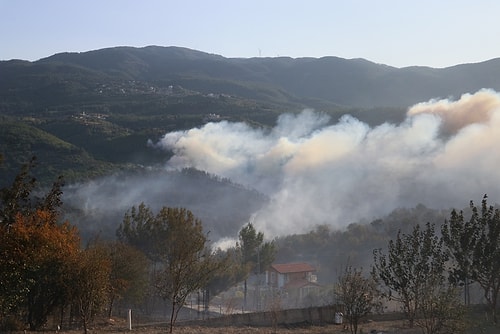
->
[2, 45, 500, 306]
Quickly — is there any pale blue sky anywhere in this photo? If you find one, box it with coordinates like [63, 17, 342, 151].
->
[1, 0, 499, 68]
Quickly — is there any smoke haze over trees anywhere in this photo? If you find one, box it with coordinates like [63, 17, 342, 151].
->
[153, 89, 500, 238]
[3, 47, 500, 244]
[3, 45, 500, 281]
[53, 89, 500, 252]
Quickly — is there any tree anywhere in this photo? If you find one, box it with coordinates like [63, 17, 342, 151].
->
[102, 241, 149, 318]
[372, 223, 448, 329]
[237, 222, 275, 310]
[204, 247, 244, 306]
[0, 158, 76, 330]
[0, 157, 37, 226]
[335, 266, 380, 334]
[473, 195, 500, 323]
[70, 243, 112, 334]
[443, 195, 500, 323]
[441, 208, 476, 306]
[471, 196, 500, 324]
[0, 210, 80, 330]
[116, 202, 158, 261]
[118, 205, 223, 333]
[417, 285, 465, 334]
[0, 156, 64, 227]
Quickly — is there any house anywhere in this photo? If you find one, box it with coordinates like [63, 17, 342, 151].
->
[265, 262, 320, 303]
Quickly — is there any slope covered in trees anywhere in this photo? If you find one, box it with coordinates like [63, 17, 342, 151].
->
[2, 46, 500, 183]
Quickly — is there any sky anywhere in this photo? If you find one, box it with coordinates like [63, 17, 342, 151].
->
[1, 0, 500, 68]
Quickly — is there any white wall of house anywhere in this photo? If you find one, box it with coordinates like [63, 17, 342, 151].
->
[277, 273, 285, 288]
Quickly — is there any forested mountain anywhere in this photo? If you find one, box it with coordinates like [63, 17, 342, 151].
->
[5, 46, 500, 109]
[2, 45, 500, 183]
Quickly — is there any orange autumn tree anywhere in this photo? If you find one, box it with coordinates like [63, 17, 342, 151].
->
[0, 157, 83, 331]
[0, 209, 80, 330]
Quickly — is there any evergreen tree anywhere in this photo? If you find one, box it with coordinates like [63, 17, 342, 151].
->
[237, 222, 275, 310]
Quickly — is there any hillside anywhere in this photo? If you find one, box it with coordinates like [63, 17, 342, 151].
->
[27, 46, 500, 107]
[1, 46, 500, 183]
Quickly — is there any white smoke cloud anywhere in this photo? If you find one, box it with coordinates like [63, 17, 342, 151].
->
[156, 89, 500, 237]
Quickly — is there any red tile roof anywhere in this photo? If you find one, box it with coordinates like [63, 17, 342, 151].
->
[271, 262, 316, 274]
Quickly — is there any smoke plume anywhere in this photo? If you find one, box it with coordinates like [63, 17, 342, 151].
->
[156, 89, 500, 237]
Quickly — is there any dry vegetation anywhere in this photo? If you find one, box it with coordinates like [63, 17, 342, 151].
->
[135, 320, 417, 334]
[35, 317, 419, 334]
[25, 311, 500, 334]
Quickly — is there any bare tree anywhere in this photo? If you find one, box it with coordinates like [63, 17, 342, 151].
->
[417, 285, 465, 334]
[268, 291, 282, 334]
[335, 266, 380, 334]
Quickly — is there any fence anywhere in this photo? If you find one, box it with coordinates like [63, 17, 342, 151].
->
[181, 305, 343, 328]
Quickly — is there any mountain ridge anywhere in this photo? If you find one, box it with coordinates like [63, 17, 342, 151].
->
[21, 45, 500, 108]
[2, 45, 500, 183]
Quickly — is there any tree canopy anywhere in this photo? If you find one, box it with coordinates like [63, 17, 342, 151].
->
[118, 204, 224, 333]
[442, 195, 500, 323]
[0, 157, 79, 330]
[372, 223, 448, 329]
[335, 266, 380, 334]
[237, 222, 275, 310]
